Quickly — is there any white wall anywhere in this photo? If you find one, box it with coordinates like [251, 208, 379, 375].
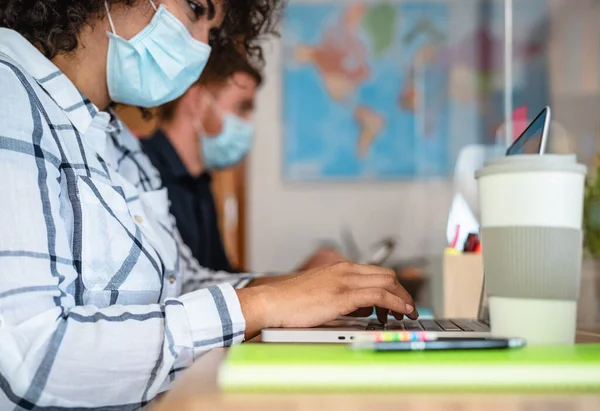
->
[548, 0, 600, 163]
[248, 38, 454, 272]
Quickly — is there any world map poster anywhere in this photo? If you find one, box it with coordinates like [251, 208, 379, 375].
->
[283, 2, 451, 180]
[282, 1, 551, 181]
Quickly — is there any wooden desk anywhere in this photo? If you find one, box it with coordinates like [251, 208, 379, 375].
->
[151, 329, 600, 411]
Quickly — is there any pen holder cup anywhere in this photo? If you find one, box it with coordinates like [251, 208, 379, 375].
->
[430, 253, 484, 318]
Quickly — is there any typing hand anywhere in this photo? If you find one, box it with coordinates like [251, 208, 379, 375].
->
[236, 262, 418, 339]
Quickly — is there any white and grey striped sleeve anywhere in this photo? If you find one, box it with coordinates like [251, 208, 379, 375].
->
[109, 123, 260, 294]
[0, 64, 246, 409]
[176, 224, 257, 293]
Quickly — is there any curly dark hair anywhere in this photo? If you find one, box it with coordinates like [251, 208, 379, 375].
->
[213, 0, 282, 66]
[0, 0, 283, 63]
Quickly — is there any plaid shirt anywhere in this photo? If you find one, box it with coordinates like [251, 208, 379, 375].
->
[0, 29, 255, 409]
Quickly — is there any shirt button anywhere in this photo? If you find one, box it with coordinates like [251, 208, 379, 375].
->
[134, 215, 144, 223]
[169, 276, 176, 284]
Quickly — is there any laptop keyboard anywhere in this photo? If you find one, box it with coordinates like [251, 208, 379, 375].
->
[365, 318, 489, 332]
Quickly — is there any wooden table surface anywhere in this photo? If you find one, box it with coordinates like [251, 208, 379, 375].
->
[150, 328, 600, 411]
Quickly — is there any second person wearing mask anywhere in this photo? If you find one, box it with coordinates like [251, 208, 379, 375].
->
[143, 46, 345, 274]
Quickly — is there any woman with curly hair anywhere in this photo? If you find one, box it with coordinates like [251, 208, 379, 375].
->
[0, 0, 417, 408]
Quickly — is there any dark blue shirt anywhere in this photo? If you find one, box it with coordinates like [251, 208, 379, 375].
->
[141, 129, 235, 272]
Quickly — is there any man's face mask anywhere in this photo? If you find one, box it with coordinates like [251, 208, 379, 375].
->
[196, 93, 254, 169]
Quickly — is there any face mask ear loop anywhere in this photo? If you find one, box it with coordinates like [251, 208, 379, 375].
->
[148, 0, 158, 11]
[104, 1, 117, 35]
[196, 91, 225, 138]
[194, 91, 211, 138]
[195, 115, 208, 139]
[203, 91, 225, 119]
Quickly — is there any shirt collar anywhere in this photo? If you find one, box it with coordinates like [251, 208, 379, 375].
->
[0, 28, 99, 134]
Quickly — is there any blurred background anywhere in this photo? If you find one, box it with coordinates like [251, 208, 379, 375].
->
[119, 0, 600, 293]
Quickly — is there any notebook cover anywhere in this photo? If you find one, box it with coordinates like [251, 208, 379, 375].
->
[219, 344, 600, 393]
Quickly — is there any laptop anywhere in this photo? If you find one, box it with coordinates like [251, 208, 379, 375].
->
[262, 106, 551, 344]
[505, 106, 551, 155]
[262, 288, 491, 343]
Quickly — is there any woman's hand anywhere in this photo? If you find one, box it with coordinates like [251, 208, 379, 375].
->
[236, 262, 418, 339]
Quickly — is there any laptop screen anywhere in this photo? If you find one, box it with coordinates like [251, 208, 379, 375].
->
[477, 279, 489, 322]
[506, 107, 549, 156]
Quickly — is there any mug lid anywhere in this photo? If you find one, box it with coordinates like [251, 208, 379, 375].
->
[475, 154, 587, 179]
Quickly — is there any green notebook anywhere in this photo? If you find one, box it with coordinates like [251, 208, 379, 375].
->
[219, 344, 600, 393]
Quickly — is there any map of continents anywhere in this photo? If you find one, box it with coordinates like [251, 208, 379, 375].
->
[283, 2, 450, 181]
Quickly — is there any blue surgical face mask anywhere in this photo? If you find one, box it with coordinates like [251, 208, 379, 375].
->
[202, 113, 254, 169]
[104, 0, 211, 107]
